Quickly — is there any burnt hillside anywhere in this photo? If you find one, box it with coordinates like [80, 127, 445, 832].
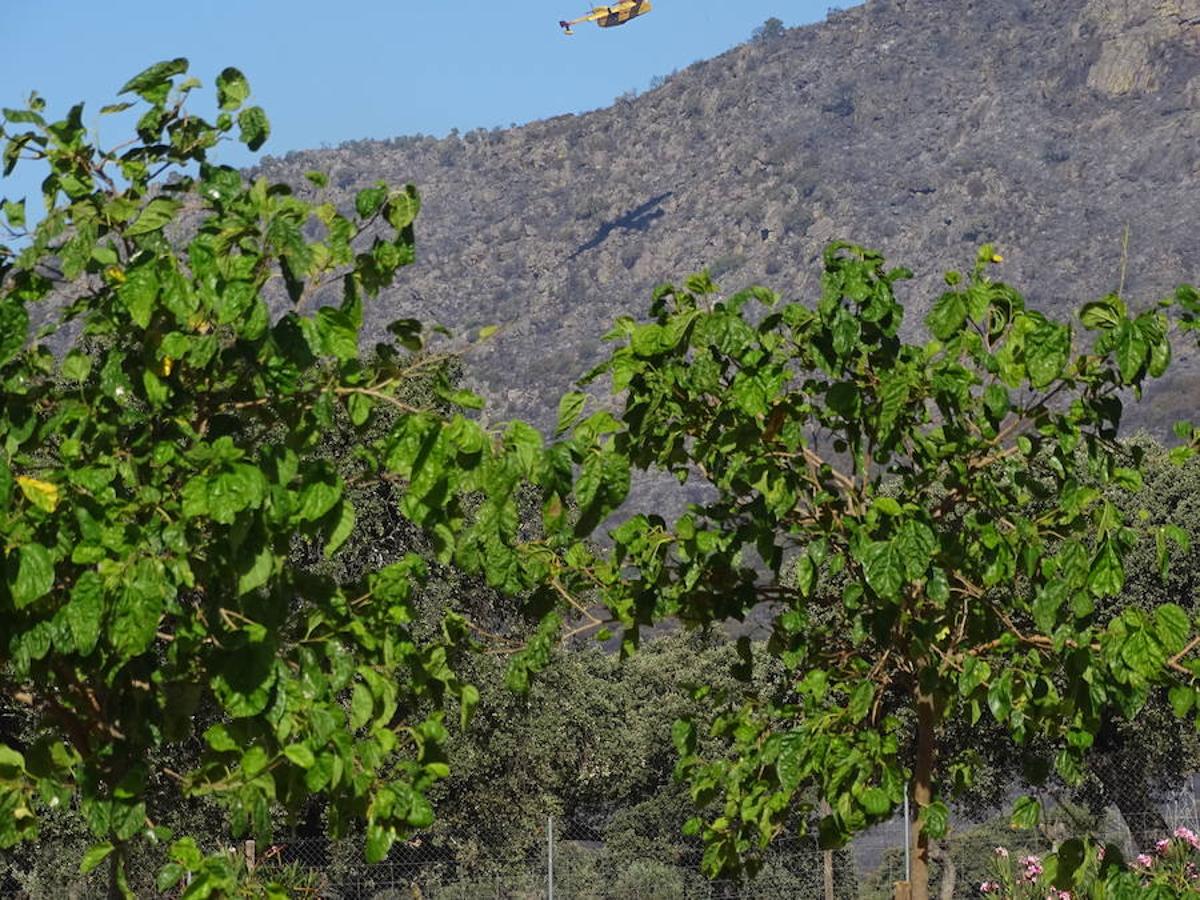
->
[259, 0, 1200, 432]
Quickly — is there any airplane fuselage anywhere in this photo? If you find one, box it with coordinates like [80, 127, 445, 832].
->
[594, 0, 652, 27]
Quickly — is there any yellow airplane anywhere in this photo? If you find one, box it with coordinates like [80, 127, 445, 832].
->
[559, 1, 653, 35]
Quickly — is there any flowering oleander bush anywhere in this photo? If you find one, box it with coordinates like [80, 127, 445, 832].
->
[1126, 827, 1200, 897]
[979, 845, 1077, 899]
[982, 828, 1200, 899]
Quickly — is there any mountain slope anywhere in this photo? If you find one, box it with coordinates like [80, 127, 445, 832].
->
[259, 0, 1200, 431]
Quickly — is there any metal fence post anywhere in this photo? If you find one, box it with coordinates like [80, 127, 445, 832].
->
[904, 784, 911, 882]
[547, 815, 555, 900]
[893, 781, 913, 900]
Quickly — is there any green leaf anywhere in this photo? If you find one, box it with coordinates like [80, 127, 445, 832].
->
[860, 541, 905, 601]
[1087, 540, 1124, 597]
[80, 842, 115, 874]
[119, 58, 188, 97]
[0, 299, 29, 366]
[384, 185, 420, 230]
[142, 369, 169, 407]
[125, 197, 181, 237]
[1121, 628, 1166, 678]
[775, 734, 806, 791]
[315, 306, 358, 360]
[204, 724, 239, 753]
[1025, 320, 1070, 388]
[1080, 298, 1122, 330]
[926, 292, 966, 340]
[216, 67, 250, 111]
[919, 800, 949, 838]
[211, 641, 277, 718]
[895, 520, 937, 581]
[1154, 603, 1190, 655]
[67, 572, 104, 656]
[872, 497, 902, 517]
[156, 863, 186, 892]
[350, 682, 373, 730]
[241, 746, 270, 776]
[237, 106, 270, 151]
[0, 744, 24, 771]
[847, 681, 874, 722]
[109, 559, 164, 659]
[17, 476, 59, 512]
[324, 500, 356, 559]
[300, 479, 341, 522]
[459, 683, 480, 731]
[62, 350, 92, 382]
[860, 787, 891, 816]
[355, 185, 388, 219]
[283, 744, 315, 769]
[1055, 838, 1086, 888]
[877, 373, 910, 439]
[1110, 467, 1142, 490]
[1114, 320, 1149, 383]
[116, 264, 159, 327]
[1010, 795, 1041, 830]
[365, 823, 395, 864]
[3, 198, 26, 229]
[1169, 685, 1195, 718]
[556, 392, 588, 436]
[236, 543, 273, 596]
[347, 391, 372, 427]
[10, 543, 54, 609]
[437, 386, 485, 410]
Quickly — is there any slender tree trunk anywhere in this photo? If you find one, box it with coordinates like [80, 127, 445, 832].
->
[937, 842, 956, 900]
[911, 689, 937, 900]
[106, 844, 122, 900]
[820, 798, 836, 900]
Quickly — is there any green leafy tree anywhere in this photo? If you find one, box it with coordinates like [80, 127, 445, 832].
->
[562, 245, 1200, 899]
[0, 62, 576, 896]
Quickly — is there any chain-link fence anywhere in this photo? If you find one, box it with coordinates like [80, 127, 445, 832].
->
[9, 783, 1200, 898]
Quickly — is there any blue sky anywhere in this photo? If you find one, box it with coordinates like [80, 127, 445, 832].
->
[2, 1, 850, 205]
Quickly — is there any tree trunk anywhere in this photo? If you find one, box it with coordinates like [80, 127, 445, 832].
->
[911, 689, 937, 900]
[820, 798, 836, 900]
[936, 841, 956, 900]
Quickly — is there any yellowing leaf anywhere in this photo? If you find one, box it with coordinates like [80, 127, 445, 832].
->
[17, 476, 59, 512]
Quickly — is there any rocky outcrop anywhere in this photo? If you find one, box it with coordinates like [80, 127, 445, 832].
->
[257, 0, 1200, 435]
[1083, 0, 1200, 95]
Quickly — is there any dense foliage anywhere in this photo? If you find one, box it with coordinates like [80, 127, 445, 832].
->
[568, 247, 1200, 897]
[0, 62, 589, 895]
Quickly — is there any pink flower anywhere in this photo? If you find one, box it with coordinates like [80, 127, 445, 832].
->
[1156, 838, 1172, 856]
[1097, 846, 1106, 861]
[1135, 853, 1154, 868]
[1175, 826, 1200, 850]
[1046, 891, 1071, 900]
[994, 846, 1009, 858]
[1021, 855, 1043, 880]
[980, 882, 1000, 894]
